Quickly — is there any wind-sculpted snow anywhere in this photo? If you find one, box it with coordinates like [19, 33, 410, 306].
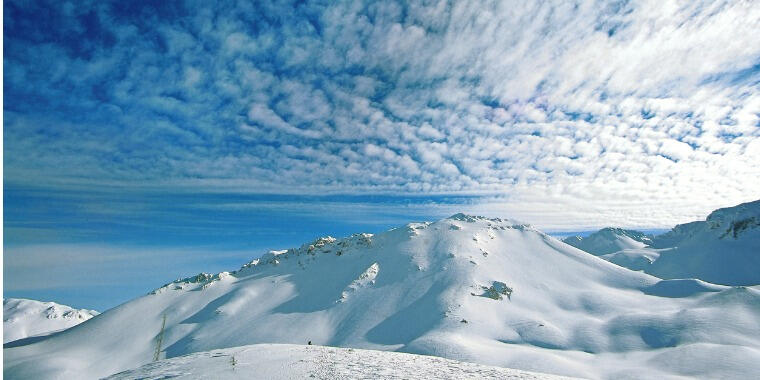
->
[3, 298, 99, 345]
[600, 248, 664, 271]
[642, 279, 728, 298]
[5, 214, 760, 379]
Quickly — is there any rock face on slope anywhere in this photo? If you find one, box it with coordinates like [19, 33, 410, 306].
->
[563, 228, 653, 256]
[5, 215, 760, 380]
[3, 298, 99, 344]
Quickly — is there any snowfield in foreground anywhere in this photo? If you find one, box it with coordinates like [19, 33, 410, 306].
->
[5, 213, 760, 379]
[107, 344, 579, 380]
[3, 298, 98, 344]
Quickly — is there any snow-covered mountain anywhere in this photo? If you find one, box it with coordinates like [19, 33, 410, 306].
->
[3, 298, 99, 344]
[562, 200, 760, 286]
[106, 344, 578, 379]
[643, 200, 760, 285]
[5, 214, 760, 379]
[563, 228, 653, 256]
[652, 200, 760, 248]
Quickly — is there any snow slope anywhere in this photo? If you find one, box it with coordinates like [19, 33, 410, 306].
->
[599, 248, 664, 271]
[106, 344, 579, 379]
[3, 298, 99, 344]
[563, 228, 653, 256]
[5, 214, 760, 379]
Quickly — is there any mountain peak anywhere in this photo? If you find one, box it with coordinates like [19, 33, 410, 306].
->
[563, 227, 652, 255]
[446, 213, 530, 228]
[447, 213, 489, 222]
[704, 200, 760, 239]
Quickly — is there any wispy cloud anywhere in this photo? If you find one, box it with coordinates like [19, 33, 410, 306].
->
[4, 0, 759, 227]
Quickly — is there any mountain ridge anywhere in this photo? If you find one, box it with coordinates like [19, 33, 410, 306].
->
[5, 213, 760, 380]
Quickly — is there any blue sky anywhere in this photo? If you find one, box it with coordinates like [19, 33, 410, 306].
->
[4, 0, 759, 310]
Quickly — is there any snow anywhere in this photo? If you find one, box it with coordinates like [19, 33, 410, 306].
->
[3, 298, 99, 345]
[106, 344, 578, 380]
[642, 279, 727, 298]
[600, 248, 663, 271]
[5, 213, 760, 379]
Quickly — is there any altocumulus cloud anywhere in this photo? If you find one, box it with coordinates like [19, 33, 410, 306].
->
[4, 0, 760, 228]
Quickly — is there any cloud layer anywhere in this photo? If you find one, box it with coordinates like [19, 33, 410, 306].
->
[4, 0, 760, 227]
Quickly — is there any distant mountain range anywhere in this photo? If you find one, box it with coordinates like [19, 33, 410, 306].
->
[564, 200, 760, 285]
[3, 298, 98, 345]
[5, 207, 760, 380]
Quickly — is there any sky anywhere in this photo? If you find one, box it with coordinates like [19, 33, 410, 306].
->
[4, 0, 760, 310]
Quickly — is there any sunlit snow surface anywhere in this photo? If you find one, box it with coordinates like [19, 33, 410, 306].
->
[107, 344, 579, 380]
[5, 214, 760, 379]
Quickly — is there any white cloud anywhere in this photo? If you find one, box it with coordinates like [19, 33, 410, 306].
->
[4, 0, 760, 228]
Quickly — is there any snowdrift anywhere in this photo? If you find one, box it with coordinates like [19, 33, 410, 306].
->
[5, 214, 760, 379]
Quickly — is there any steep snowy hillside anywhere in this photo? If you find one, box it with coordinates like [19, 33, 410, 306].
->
[3, 298, 99, 344]
[5, 214, 760, 380]
[563, 228, 653, 255]
[106, 344, 578, 379]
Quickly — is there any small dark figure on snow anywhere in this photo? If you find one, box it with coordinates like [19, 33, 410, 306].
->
[308, 341, 312, 345]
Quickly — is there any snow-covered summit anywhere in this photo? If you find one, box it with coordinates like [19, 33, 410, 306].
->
[446, 212, 531, 228]
[653, 199, 760, 247]
[563, 228, 653, 255]
[5, 214, 760, 380]
[707, 199, 760, 231]
[3, 298, 99, 344]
